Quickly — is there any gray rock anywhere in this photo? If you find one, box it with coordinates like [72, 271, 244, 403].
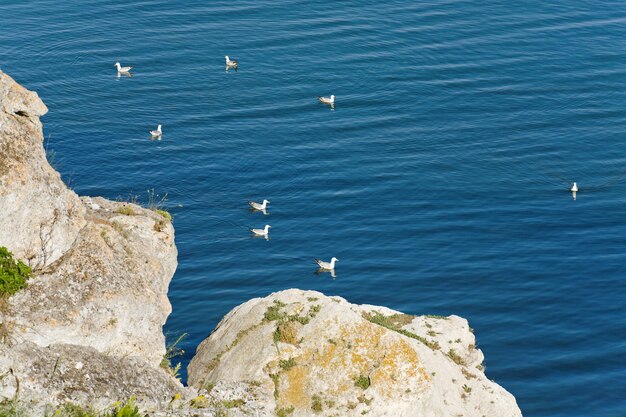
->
[0, 70, 183, 411]
[0, 71, 86, 270]
[189, 289, 522, 417]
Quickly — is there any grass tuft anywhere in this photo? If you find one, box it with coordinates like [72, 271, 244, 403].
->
[354, 375, 371, 390]
[221, 399, 245, 409]
[279, 357, 296, 370]
[0, 247, 32, 297]
[154, 209, 172, 222]
[447, 349, 466, 366]
[276, 406, 295, 417]
[115, 206, 135, 216]
[311, 395, 323, 412]
[107, 397, 140, 417]
[363, 311, 440, 350]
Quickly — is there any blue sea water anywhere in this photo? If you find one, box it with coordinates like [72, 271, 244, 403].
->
[2, 1, 626, 415]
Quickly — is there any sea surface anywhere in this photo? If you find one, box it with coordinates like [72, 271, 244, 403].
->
[2, 1, 626, 415]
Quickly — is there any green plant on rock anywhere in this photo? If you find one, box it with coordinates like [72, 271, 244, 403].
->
[221, 399, 245, 408]
[269, 373, 280, 399]
[447, 349, 466, 366]
[0, 402, 28, 417]
[107, 397, 140, 417]
[276, 406, 295, 417]
[115, 206, 135, 216]
[160, 333, 188, 380]
[363, 311, 440, 351]
[279, 357, 296, 370]
[265, 304, 285, 322]
[190, 395, 210, 408]
[354, 375, 371, 390]
[55, 403, 98, 417]
[0, 247, 32, 297]
[155, 209, 172, 222]
[311, 395, 323, 412]
[146, 188, 168, 210]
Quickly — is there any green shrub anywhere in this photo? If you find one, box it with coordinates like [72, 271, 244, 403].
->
[447, 349, 466, 366]
[276, 406, 295, 417]
[154, 209, 172, 222]
[0, 247, 32, 297]
[221, 399, 245, 408]
[107, 398, 140, 417]
[0, 402, 26, 417]
[363, 311, 440, 351]
[354, 375, 371, 390]
[115, 206, 135, 216]
[311, 395, 323, 412]
[279, 358, 296, 370]
[160, 333, 188, 379]
[265, 305, 284, 322]
[56, 403, 98, 417]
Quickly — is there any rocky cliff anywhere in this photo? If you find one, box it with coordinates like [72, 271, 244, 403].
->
[0, 71, 521, 416]
[0, 70, 181, 409]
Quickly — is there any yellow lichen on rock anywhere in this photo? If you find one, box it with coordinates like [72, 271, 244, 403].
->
[280, 366, 309, 409]
[188, 289, 523, 417]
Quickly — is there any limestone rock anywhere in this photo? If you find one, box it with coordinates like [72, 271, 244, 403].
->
[188, 289, 522, 417]
[0, 341, 182, 409]
[0, 70, 182, 410]
[0, 70, 86, 269]
[7, 197, 177, 366]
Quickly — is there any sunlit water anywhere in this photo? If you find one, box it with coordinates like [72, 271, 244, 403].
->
[2, 1, 626, 415]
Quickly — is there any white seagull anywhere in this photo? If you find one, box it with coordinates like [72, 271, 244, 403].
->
[317, 95, 335, 105]
[225, 55, 238, 69]
[114, 62, 133, 73]
[150, 124, 162, 138]
[570, 182, 578, 200]
[315, 257, 338, 270]
[251, 224, 271, 237]
[249, 199, 270, 211]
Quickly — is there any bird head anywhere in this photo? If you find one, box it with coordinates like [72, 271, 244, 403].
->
[331, 257, 339, 262]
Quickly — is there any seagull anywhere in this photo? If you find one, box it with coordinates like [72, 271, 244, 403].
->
[114, 62, 133, 73]
[317, 95, 335, 105]
[251, 224, 271, 238]
[150, 124, 162, 138]
[225, 56, 238, 69]
[249, 199, 270, 211]
[571, 182, 578, 200]
[315, 257, 338, 270]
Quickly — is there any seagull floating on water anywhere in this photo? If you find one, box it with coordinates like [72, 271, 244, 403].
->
[225, 56, 238, 69]
[251, 224, 271, 238]
[570, 182, 578, 200]
[114, 62, 133, 73]
[150, 125, 162, 138]
[317, 95, 335, 105]
[315, 257, 338, 270]
[249, 199, 270, 211]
